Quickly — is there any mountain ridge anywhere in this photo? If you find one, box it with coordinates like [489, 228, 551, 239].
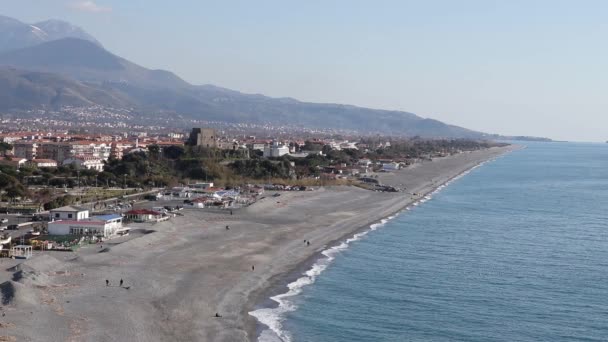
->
[0, 15, 99, 53]
[0, 67, 133, 110]
[0, 38, 190, 90]
[0, 15, 491, 138]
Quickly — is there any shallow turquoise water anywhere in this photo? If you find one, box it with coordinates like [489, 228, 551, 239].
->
[281, 142, 608, 341]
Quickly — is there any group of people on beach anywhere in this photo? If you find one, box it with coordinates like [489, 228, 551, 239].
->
[219, 209, 313, 319]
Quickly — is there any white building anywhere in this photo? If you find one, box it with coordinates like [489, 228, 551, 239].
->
[340, 141, 358, 150]
[63, 156, 105, 171]
[382, 162, 400, 172]
[358, 159, 372, 167]
[189, 182, 214, 189]
[263, 142, 290, 158]
[27, 159, 58, 168]
[50, 206, 89, 221]
[249, 142, 267, 151]
[168, 187, 193, 198]
[167, 132, 184, 139]
[48, 213, 123, 238]
[125, 209, 163, 222]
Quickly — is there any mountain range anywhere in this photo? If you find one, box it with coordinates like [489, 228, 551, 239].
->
[0, 15, 100, 53]
[0, 15, 489, 138]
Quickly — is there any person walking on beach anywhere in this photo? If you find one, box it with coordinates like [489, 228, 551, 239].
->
[106, 279, 109, 286]
[252, 265, 255, 271]
[226, 225, 230, 230]
[120, 279, 123, 287]
[307, 241, 311, 246]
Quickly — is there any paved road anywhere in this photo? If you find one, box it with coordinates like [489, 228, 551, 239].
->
[0, 214, 47, 240]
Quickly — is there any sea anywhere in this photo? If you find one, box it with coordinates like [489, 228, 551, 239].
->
[250, 142, 608, 342]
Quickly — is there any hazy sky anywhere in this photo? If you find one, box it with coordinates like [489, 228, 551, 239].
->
[4, 0, 608, 141]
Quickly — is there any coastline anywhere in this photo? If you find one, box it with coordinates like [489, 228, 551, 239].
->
[0, 145, 520, 342]
[246, 145, 521, 342]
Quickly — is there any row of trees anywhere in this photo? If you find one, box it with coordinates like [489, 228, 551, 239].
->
[372, 139, 504, 160]
[0, 138, 502, 208]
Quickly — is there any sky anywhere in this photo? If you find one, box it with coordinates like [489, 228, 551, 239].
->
[3, 0, 608, 142]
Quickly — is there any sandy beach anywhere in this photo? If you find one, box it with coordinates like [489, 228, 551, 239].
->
[0, 145, 516, 342]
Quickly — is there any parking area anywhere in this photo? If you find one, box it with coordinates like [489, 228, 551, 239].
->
[0, 214, 48, 239]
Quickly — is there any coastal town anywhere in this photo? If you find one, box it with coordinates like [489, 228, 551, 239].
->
[0, 124, 507, 250]
[0, 122, 513, 340]
[0, 2, 602, 341]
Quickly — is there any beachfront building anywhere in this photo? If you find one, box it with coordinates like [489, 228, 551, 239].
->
[47, 214, 123, 238]
[124, 209, 163, 222]
[48, 206, 124, 238]
[189, 182, 214, 190]
[188, 198, 207, 208]
[50, 206, 90, 221]
[382, 162, 401, 172]
[169, 187, 194, 198]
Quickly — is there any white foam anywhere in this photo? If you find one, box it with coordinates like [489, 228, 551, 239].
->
[249, 216, 397, 341]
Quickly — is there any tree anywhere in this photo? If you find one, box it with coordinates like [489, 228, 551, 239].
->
[0, 142, 12, 155]
[163, 145, 185, 159]
[147, 144, 161, 159]
[0, 173, 28, 201]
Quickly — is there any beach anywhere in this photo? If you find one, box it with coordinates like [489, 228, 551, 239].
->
[0, 145, 515, 342]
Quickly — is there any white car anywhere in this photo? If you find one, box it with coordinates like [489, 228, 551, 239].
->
[0, 226, 6, 231]
[0, 218, 8, 224]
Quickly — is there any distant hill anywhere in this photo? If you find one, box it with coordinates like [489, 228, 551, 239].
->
[0, 15, 99, 53]
[189, 85, 482, 137]
[0, 17, 492, 138]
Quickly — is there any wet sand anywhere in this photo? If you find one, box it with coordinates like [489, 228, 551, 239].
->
[0, 145, 516, 342]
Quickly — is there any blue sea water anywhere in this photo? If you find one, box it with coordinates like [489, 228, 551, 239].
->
[254, 142, 608, 341]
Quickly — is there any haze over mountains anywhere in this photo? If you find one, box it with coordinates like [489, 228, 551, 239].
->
[0, 15, 492, 138]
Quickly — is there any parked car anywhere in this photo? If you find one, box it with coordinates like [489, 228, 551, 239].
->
[31, 215, 48, 222]
[7, 224, 19, 230]
[0, 218, 8, 224]
[0, 226, 7, 231]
